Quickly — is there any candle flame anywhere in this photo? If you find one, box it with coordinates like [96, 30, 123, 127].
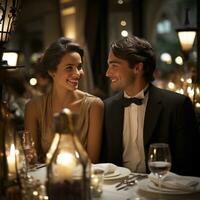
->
[57, 152, 76, 167]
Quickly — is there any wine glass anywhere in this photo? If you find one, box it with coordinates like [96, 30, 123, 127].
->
[21, 130, 38, 171]
[148, 143, 171, 190]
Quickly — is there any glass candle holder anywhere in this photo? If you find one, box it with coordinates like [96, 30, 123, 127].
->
[90, 169, 104, 197]
[47, 108, 91, 200]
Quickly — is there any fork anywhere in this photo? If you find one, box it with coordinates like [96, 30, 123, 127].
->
[116, 179, 137, 191]
[116, 174, 148, 191]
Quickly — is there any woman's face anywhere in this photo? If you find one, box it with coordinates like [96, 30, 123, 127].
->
[50, 52, 84, 91]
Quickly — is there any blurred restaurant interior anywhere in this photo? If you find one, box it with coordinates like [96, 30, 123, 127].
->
[0, 0, 199, 128]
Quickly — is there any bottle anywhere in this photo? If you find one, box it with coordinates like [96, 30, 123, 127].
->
[46, 108, 91, 200]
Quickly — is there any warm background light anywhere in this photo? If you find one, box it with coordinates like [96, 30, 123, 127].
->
[2, 52, 18, 66]
[175, 56, 183, 65]
[160, 53, 172, 64]
[177, 31, 196, 52]
[29, 78, 37, 86]
[121, 30, 128, 37]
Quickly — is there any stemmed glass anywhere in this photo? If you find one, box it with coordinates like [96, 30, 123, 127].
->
[148, 143, 171, 190]
[19, 130, 48, 199]
[21, 130, 38, 171]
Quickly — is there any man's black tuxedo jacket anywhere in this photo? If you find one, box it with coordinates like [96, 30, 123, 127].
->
[101, 84, 200, 176]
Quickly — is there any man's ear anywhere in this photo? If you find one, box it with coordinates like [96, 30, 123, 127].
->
[134, 62, 143, 73]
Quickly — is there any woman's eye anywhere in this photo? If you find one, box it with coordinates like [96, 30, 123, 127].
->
[65, 66, 73, 71]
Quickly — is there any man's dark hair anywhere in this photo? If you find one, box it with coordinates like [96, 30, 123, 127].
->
[110, 36, 156, 82]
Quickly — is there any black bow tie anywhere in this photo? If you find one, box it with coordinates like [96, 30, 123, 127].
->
[122, 97, 143, 107]
[122, 87, 149, 107]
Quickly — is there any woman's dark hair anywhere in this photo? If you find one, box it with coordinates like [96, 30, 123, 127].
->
[39, 37, 84, 77]
[110, 36, 156, 82]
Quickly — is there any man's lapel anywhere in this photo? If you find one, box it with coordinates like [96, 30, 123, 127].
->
[111, 92, 124, 146]
[144, 85, 162, 146]
[112, 93, 124, 135]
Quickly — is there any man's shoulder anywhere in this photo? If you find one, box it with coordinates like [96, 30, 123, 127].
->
[104, 92, 122, 104]
[151, 85, 189, 103]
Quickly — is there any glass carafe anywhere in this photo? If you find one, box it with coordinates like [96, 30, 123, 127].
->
[46, 108, 91, 200]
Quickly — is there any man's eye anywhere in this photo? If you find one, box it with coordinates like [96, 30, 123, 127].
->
[77, 65, 83, 70]
[110, 64, 118, 68]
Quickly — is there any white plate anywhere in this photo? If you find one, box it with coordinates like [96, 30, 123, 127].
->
[104, 169, 121, 178]
[138, 178, 200, 194]
[104, 167, 131, 181]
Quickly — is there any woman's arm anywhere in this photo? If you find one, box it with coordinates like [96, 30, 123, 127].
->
[87, 98, 104, 163]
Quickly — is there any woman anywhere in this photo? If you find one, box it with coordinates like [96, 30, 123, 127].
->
[24, 37, 104, 163]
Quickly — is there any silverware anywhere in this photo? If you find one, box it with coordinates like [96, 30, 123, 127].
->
[116, 180, 137, 191]
[115, 174, 148, 191]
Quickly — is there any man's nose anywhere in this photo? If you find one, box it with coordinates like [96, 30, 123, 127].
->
[106, 66, 111, 77]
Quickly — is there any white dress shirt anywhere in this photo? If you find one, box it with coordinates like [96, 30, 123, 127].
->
[123, 86, 149, 173]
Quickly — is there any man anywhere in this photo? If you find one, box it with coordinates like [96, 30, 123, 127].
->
[101, 36, 200, 176]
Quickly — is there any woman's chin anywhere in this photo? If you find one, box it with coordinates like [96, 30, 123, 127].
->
[67, 85, 79, 91]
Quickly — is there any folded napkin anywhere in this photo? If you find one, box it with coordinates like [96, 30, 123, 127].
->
[92, 163, 117, 175]
[149, 172, 200, 192]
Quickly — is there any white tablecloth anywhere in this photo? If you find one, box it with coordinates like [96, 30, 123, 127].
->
[29, 167, 200, 200]
[100, 181, 200, 200]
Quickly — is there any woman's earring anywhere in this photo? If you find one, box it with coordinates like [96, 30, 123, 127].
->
[48, 71, 55, 78]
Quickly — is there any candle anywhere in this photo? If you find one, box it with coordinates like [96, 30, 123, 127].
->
[53, 152, 76, 182]
[91, 175, 100, 187]
[91, 169, 104, 197]
[7, 144, 16, 174]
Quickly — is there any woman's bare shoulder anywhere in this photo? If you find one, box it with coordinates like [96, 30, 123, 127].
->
[76, 90, 103, 104]
[25, 93, 49, 107]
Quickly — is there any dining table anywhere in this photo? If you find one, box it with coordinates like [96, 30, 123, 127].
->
[28, 165, 200, 200]
[99, 180, 200, 200]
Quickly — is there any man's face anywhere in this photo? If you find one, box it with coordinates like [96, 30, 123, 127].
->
[106, 50, 136, 92]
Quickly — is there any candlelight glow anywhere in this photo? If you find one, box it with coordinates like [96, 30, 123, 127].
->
[53, 151, 77, 182]
[57, 152, 76, 166]
[7, 144, 16, 174]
